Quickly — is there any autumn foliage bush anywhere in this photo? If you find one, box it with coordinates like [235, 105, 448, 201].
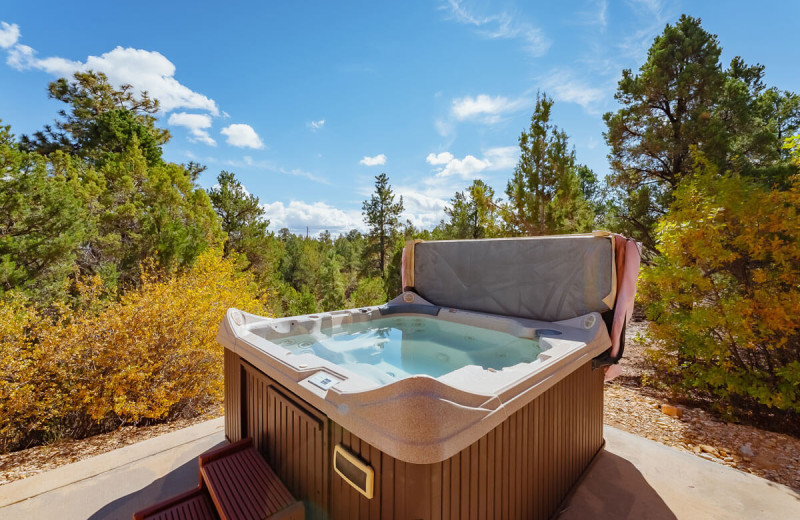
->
[0, 250, 266, 453]
[640, 155, 800, 418]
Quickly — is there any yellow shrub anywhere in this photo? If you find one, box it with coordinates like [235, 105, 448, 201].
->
[640, 165, 800, 414]
[0, 250, 267, 452]
[0, 294, 45, 451]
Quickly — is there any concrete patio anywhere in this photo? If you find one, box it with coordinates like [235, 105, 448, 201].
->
[0, 419, 797, 519]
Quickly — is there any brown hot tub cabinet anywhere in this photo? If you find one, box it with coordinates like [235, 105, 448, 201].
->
[218, 233, 641, 519]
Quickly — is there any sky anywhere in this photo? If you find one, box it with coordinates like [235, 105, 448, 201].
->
[1, 1, 798, 236]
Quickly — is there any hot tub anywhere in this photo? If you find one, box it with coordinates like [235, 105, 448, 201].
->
[217, 233, 641, 519]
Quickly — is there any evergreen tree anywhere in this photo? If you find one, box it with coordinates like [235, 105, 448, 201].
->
[209, 171, 276, 276]
[604, 15, 799, 252]
[503, 92, 593, 236]
[438, 180, 501, 239]
[319, 250, 347, 311]
[14, 73, 222, 289]
[362, 173, 404, 277]
[0, 123, 89, 304]
[21, 71, 169, 166]
[85, 137, 221, 286]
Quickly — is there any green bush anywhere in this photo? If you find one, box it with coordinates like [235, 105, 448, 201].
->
[640, 158, 800, 415]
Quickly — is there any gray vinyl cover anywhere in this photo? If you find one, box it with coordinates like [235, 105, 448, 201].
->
[412, 235, 615, 322]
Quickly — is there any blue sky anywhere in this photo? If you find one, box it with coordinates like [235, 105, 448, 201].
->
[1, 1, 798, 235]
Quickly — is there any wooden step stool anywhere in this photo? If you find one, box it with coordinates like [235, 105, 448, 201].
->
[133, 438, 304, 520]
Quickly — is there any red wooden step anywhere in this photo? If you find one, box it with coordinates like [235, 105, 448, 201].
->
[199, 438, 304, 520]
[133, 486, 219, 520]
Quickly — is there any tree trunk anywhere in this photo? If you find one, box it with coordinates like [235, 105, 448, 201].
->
[379, 229, 385, 277]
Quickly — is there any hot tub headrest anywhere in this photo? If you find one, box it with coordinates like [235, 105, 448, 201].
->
[401, 232, 628, 323]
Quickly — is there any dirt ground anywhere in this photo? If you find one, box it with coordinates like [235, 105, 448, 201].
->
[605, 318, 800, 492]
[0, 413, 218, 486]
[2, 320, 799, 492]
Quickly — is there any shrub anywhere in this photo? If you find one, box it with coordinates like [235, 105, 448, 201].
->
[0, 249, 266, 452]
[640, 160, 800, 416]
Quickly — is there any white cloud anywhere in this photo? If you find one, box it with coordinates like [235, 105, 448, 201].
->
[221, 124, 264, 149]
[2, 24, 219, 118]
[425, 152, 453, 166]
[597, 0, 609, 27]
[540, 70, 607, 110]
[426, 152, 454, 165]
[0, 22, 20, 49]
[443, 0, 550, 56]
[483, 146, 518, 169]
[438, 155, 491, 178]
[619, 0, 672, 61]
[401, 190, 448, 212]
[396, 188, 449, 229]
[576, 1, 608, 28]
[629, 0, 665, 15]
[167, 112, 216, 146]
[307, 119, 325, 131]
[281, 167, 329, 185]
[429, 146, 518, 179]
[360, 154, 387, 166]
[262, 200, 364, 235]
[434, 118, 453, 137]
[451, 94, 527, 123]
[6, 44, 36, 70]
[222, 156, 328, 185]
[8, 44, 219, 115]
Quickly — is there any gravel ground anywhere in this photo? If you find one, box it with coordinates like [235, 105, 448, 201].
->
[2, 320, 799, 492]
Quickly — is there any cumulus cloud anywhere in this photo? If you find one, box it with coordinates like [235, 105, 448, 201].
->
[429, 146, 518, 179]
[167, 112, 216, 146]
[443, 0, 550, 56]
[262, 200, 364, 235]
[396, 188, 449, 229]
[398, 147, 518, 227]
[6, 42, 219, 115]
[307, 119, 325, 131]
[451, 94, 527, 123]
[359, 154, 387, 166]
[221, 124, 264, 149]
[426, 152, 454, 165]
[438, 155, 490, 178]
[0, 22, 20, 48]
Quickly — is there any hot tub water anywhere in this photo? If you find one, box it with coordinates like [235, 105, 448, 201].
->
[272, 316, 541, 384]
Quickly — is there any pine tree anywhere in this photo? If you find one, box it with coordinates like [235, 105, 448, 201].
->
[603, 15, 799, 252]
[362, 173, 403, 277]
[439, 180, 500, 239]
[502, 92, 593, 236]
[209, 171, 277, 277]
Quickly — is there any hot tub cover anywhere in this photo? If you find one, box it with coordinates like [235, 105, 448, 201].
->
[403, 232, 616, 322]
[402, 231, 641, 371]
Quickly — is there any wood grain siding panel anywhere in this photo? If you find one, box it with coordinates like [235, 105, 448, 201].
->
[239, 360, 329, 519]
[223, 349, 242, 443]
[234, 352, 603, 520]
